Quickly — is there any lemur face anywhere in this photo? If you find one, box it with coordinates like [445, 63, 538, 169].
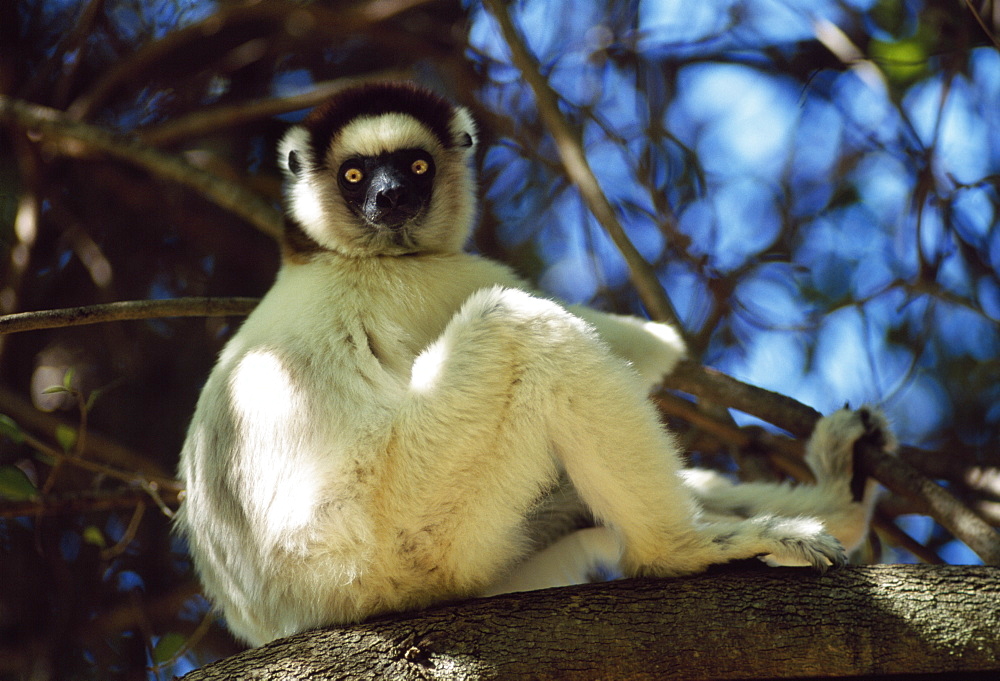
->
[278, 82, 478, 259]
[336, 147, 436, 231]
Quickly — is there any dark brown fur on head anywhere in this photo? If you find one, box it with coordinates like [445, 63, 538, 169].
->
[301, 82, 465, 171]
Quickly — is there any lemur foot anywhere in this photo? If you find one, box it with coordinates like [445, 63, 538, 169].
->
[752, 515, 847, 572]
[624, 515, 846, 578]
[805, 406, 896, 488]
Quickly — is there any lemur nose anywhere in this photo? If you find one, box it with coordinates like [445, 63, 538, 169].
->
[364, 170, 419, 227]
[375, 185, 403, 208]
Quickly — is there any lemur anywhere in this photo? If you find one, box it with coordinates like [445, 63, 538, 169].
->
[175, 81, 894, 646]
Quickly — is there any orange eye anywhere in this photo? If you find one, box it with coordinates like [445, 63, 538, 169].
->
[344, 167, 364, 183]
[411, 159, 429, 175]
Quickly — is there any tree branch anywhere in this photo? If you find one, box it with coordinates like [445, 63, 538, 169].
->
[180, 565, 1000, 680]
[138, 72, 413, 147]
[659, 360, 823, 437]
[0, 487, 178, 519]
[865, 445, 1000, 564]
[962, 0, 1000, 50]
[0, 96, 283, 238]
[0, 297, 259, 335]
[873, 509, 944, 564]
[63, 0, 435, 120]
[481, 0, 685, 336]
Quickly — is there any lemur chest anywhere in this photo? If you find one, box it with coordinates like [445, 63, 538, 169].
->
[347, 293, 468, 375]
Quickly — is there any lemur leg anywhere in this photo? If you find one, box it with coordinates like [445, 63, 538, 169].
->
[406, 287, 844, 587]
[684, 407, 895, 555]
[483, 526, 621, 595]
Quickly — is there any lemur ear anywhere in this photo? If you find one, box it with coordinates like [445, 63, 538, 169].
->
[449, 105, 477, 151]
[277, 125, 311, 181]
[288, 150, 302, 177]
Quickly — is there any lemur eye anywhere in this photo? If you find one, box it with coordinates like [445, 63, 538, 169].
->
[410, 159, 429, 175]
[343, 167, 364, 184]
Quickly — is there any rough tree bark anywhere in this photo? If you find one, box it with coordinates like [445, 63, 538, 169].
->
[182, 565, 999, 680]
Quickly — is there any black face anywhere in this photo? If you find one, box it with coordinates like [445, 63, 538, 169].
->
[337, 148, 436, 229]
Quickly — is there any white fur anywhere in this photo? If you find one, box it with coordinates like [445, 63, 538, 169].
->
[483, 527, 622, 595]
[176, 86, 892, 646]
[332, 113, 442, 160]
[176, 247, 886, 644]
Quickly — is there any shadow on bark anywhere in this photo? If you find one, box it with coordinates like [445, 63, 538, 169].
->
[182, 564, 999, 680]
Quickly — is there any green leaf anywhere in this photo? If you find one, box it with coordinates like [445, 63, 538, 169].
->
[0, 465, 38, 501]
[85, 388, 103, 412]
[62, 367, 76, 390]
[0, 414, 24, 444]
[56, 424, 77, 453]
[152, 632, 186, 664]
[82, 525, 106, 548]
[42, 385, 71, 395]
[869, 37, 929, 85]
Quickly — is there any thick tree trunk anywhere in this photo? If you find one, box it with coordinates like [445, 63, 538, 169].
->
[182, 565, 999, 680]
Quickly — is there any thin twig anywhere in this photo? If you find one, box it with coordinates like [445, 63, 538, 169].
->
[21, 0, 107, 103]
[0, 297, 259, 334]
[65, 0, 434, 120]
[0, 488, 179, 519]
[873, 509, 944, 565]
[139, 72, 412, 147]
[3, 421, 182, 518]
[21, 428, 181, 492]
[149, 608, 217, 674]
[142, 479, 178, 519]
[40, 381, 90, 495]
[50, 0, 109, 108]
[0, 97, 283, 238]
[100, 500, 147, 560]
[80, 579, 202, 645]
[962, 0, 1000, 50]
[481, 0, 685, 336]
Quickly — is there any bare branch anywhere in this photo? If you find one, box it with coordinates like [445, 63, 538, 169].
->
[652, 390, 812, 480]
[19, 0, 107, 104]
[963, 0, 1000, 50]
[0, 488, 179, 519]
[0, 297, 259, 335]
[873, 509, 944, 564]
[0, 96, 283, 238]
[139, 72, 413, 147]
[80, 579, 206, 648]
[481, 0, 685, 336]
[65, 0, 437, 120]
[659, 359, 823, 437]
[0, 486, 180, 518]
[865, 444, 1000, 564]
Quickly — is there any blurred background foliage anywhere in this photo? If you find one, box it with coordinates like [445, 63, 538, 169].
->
[0, 0, 997, 678]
